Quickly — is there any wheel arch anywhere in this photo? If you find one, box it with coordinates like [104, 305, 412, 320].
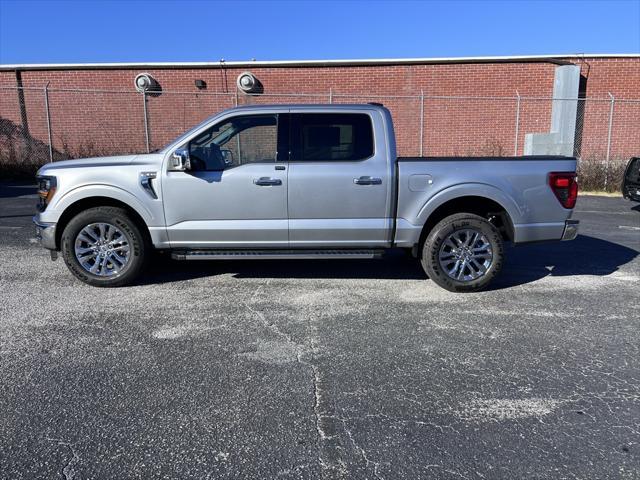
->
[415, 194, 515, 258]
[54, 197, 152, 250]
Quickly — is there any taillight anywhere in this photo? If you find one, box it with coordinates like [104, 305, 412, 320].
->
[549, 172, 578, 209]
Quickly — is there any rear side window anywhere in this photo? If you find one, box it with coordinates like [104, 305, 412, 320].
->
[290, 113, 374, 161]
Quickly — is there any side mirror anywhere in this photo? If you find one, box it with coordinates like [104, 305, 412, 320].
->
[220, 149, 234, 166]
[170, 147, 191, 171]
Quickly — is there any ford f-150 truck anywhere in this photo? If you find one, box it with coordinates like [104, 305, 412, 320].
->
[33, 104, 579, 292]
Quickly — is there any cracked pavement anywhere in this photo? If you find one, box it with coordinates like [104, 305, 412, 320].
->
[0, 183, 639, 479]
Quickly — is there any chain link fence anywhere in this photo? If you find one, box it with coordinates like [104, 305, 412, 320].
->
[1, 86, 638, 190]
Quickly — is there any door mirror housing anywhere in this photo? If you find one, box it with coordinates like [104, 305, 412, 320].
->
[170, 147, 191, 171]
[220, 149, 234, 166]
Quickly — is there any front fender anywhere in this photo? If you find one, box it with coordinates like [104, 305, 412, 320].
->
[42, 184, 156, 226]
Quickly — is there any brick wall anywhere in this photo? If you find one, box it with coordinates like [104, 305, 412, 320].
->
[574, 58, 640, 159]
[0, 57, 638, 161]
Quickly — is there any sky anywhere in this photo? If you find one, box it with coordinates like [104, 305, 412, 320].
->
[0, 0, 639, 64]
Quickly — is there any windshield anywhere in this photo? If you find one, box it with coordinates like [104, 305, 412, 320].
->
[157, 114, 218, 153]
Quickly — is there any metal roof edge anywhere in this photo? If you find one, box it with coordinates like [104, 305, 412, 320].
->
[1, 54, 639, 71]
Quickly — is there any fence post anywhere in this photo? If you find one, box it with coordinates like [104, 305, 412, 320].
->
[419, 90, 424, 156]
[604, 92, 615, 190]
[142, 91, 150, 153]
[44, 82, 53, 162]
[514, 91, 521, 156]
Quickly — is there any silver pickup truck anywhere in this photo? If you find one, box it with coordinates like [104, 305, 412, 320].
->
[33, 104, 579, 292]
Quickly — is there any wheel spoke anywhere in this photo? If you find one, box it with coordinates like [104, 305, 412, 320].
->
[108, 235, 125, 246]
[470, 258, 487, 274]
[84, 227, 99, 242]
[439, 251, 456, 261]
[110, 251, 127, 266]
[100, 255, 110, 273]
[468, 231, 479, 247]
[98, 223, 108, 241]
[456, 260, 467, 280]
[89, 258, 100, 274]
[462, 231, 471, 246]
[447, 259, 460, 277]
[78, 232, 95, 245]
[444, 238, 458, 250]
[79, 254, 96, 265]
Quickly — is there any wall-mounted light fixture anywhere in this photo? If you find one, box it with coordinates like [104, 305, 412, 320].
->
[236, 72, 262, 94]
[134, 73, 159, 93]
[195, 79, 207, 90]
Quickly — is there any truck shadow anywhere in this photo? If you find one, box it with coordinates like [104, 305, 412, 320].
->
[491, 234, 638, 289]
[142, 234, 638, 290]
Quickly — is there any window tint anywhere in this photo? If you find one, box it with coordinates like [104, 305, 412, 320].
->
[290, 113, 374, 161]
[189, 115, 277, 171]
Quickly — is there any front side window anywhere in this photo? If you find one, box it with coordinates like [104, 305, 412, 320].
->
[290, 113, 374, 161]
[188, 115, 278, 171]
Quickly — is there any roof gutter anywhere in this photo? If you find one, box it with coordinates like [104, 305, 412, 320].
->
[1, 54, 637, 71]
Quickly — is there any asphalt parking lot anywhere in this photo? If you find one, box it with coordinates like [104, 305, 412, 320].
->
[0, 183, 638, 479]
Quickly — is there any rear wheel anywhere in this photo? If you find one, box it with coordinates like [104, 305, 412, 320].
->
[61, 207, 148, 287]
[421, 213, 503, 292]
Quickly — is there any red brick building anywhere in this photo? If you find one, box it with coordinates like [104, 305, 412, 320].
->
[0, 54, 638, 162]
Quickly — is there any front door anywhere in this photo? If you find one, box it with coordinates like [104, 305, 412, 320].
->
[162, 113, 289, 248]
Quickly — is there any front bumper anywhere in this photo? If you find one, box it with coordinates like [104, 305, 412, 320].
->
[561, 219, 579, 241]
[33, 217, 57, 250]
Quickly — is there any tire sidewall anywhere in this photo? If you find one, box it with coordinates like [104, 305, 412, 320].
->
[61, 207, 146, 287]
[422, 214, 503, 292]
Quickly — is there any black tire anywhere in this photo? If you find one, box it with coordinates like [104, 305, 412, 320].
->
[421, 213, 504, 292]
[61, 206, 148, 287]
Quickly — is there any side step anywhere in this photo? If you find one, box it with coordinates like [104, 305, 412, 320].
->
[171, 249, 385, 261]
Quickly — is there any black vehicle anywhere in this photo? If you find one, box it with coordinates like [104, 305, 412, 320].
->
[622, 157, 640, 202]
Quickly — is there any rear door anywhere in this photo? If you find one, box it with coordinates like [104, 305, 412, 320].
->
[287, 109, 392, 247]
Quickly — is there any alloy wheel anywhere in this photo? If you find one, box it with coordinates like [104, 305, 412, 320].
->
[438, 228, 493, 282]
[74, 222, 131, 277]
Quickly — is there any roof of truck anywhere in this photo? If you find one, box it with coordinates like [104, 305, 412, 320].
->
[227, 103, 386, 110]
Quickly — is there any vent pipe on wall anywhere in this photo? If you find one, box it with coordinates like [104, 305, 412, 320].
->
[524, 65, 581, 156]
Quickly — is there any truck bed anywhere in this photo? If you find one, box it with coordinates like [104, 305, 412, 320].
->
[398, 155, 577, 162]
[393, 155, 578, 246]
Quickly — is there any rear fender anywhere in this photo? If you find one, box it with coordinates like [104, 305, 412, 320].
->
[415, 183, 522, 227]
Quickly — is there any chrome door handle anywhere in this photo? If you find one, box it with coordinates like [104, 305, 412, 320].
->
[353, 176, 382, 185]
[253, 177, 282, 186]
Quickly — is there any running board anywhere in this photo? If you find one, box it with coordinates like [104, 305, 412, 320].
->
[171, 249, 385, 261]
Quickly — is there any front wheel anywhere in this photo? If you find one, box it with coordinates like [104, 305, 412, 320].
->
[421, 213, 504, 292]
[61, 206, 148, 287]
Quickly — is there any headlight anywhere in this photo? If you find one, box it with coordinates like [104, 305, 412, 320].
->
[36, 175, 57, 212]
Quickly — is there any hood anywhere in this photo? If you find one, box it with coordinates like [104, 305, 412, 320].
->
[37, 154, 138, 175]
